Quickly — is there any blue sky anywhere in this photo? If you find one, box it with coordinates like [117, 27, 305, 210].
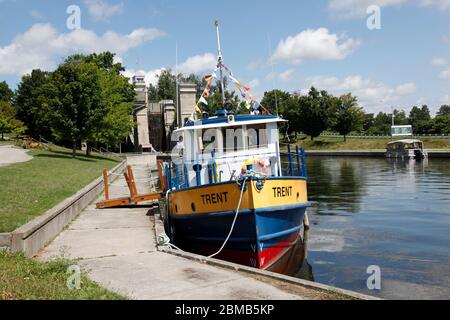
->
[0, 0, 449, 114]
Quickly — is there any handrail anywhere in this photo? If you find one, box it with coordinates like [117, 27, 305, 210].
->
[165, 143, 307, 191]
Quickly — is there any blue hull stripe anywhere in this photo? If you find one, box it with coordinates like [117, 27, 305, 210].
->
[171, 204, 307, 252]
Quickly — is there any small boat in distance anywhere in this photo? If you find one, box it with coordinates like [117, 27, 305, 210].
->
[385, 139, 428, 159]
[160, 21, 310, 270]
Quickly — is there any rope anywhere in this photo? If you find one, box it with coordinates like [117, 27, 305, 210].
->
[207, 176, 248, 258]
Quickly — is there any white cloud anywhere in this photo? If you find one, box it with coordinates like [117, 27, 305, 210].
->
[30, 9, 46, 20]
[439, 69, 450, 81]
[122, 68, 165, 86]
[431, 57, 448, 65]
[419, 0, 450, 10]
[84, 0, 124, 21]
[248, 79, 260, 88]
[431, 57, 450, 81]
[266, 69, 295, 82]
[303, 75, 416, 112]
[0, 23, 165, 76]
[328, 0, 450, 18]
[270, 28, 359, 64]
[328, 0, 406, 18]
[395, 82, 417, 95]
[177, 53, 216, 75]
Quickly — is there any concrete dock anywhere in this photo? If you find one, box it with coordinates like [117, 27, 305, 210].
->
[38, 156, 373, 300]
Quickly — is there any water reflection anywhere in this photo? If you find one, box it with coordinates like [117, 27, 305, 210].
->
[267, 229, 315, 282]
[287, 156, 450, 300]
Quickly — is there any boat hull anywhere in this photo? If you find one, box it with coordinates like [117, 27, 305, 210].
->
[167, 177, 309, 269]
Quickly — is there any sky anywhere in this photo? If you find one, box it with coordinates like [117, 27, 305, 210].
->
[0, 0, 449, 115]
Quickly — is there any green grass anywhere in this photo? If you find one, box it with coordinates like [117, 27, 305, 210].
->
[0, 251, 125, 300]
[293, 136, 450, 151]
[0, 149, 119, 233]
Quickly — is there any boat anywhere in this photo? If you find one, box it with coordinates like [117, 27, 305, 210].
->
[160, 21, 310, 270]
[385, 139, 428, 159]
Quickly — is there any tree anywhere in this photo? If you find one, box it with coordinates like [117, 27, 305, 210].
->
[372, 112, 391, 135]
[0, 101, 26, 140]
[55, 52, 135, 154]
[260, 90, 292, 115]
[89, 68, 135, 149]
[15, 69, 53, 139]
[433, 115, 450, 134]
[329, 94, 365, 141]
[393, 109, 409, 125]
[409, 105, 431, 132]
[297, 87, 332, 140]
[0, 81, 14, 103]
[363, 113, 375, 132]
[48, 61, 106, 157]
[437, 105, 450, 116]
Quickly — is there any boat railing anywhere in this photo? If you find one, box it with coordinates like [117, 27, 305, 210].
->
[164, 143, 307, 191]
[279, 143, 308, 179]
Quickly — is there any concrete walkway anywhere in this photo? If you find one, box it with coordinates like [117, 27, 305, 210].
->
[38, 157, 305, 300]
[0, 145, 33, 167]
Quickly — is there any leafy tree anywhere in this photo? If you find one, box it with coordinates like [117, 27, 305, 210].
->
[0, 101, 26, 140]
[297, 87, 332, 140]
[437, 105, 450, 116]
[47, 61, 106, 157]
[15, 69, 53, 139]
[393, 109, 409, 125]
[329, 94, 365, 141]
[433, 115, 450, 134]
[371, 112, 392, 135]
[60, 52, 135, 154]
[409, 105, 431, 132]
[363, 113, 375, 132]
[260, 90, 292, 115]
[89, 68, 135, 148]
[0, 81, 14, 103]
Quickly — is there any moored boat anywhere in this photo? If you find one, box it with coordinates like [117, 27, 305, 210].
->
[161, 21, 310, 270]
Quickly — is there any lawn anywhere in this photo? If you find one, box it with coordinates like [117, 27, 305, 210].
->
[0, 251, 125, 300]
[292, 136, 450, 151]
[0, 149, 119, 233]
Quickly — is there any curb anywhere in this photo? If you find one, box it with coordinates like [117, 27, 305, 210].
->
[7, 160, 126, 257]
[153, 214, 380, 301]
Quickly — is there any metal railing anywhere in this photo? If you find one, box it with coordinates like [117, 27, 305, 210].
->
[164, 143, 308, 191]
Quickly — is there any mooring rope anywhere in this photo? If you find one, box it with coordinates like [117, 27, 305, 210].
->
[207, 176, 249, 259]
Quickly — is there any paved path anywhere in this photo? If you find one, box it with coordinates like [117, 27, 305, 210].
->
[38, 157, 303, 300]
[0, 145, 33, 167]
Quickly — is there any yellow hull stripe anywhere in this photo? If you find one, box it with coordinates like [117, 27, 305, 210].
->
[168, 178, 308, 216]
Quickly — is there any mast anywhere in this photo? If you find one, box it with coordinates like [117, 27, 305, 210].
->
[215, 19, 226, 107]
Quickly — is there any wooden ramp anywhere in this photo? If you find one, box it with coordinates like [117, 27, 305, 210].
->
[96, 165, 163, 209]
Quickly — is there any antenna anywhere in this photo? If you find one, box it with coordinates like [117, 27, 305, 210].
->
[267, 33, 279, 117]
[175, 40, 180, 128]
[215, 19, 226, 107]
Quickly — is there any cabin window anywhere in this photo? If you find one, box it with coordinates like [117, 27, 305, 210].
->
[247, 124, 268, 149]
[222, 126, 245, 152]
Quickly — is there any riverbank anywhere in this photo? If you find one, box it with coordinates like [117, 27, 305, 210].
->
[0, 149, 118, 233]
[294, 136, 450, 151]
[305, 150, 450, 158]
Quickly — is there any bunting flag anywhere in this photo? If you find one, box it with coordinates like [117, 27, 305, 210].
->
[195, 105, 202, 113]
[199, 96, 208, 106]
[204, 75, 213, 82]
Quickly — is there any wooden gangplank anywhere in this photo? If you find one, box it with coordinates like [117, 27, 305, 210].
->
[96, 165, 163, 209]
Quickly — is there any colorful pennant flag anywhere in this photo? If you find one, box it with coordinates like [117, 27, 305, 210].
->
[199, 96, 208, 106]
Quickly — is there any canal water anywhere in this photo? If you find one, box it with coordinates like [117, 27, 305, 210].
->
[294, 157, 450, 299]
